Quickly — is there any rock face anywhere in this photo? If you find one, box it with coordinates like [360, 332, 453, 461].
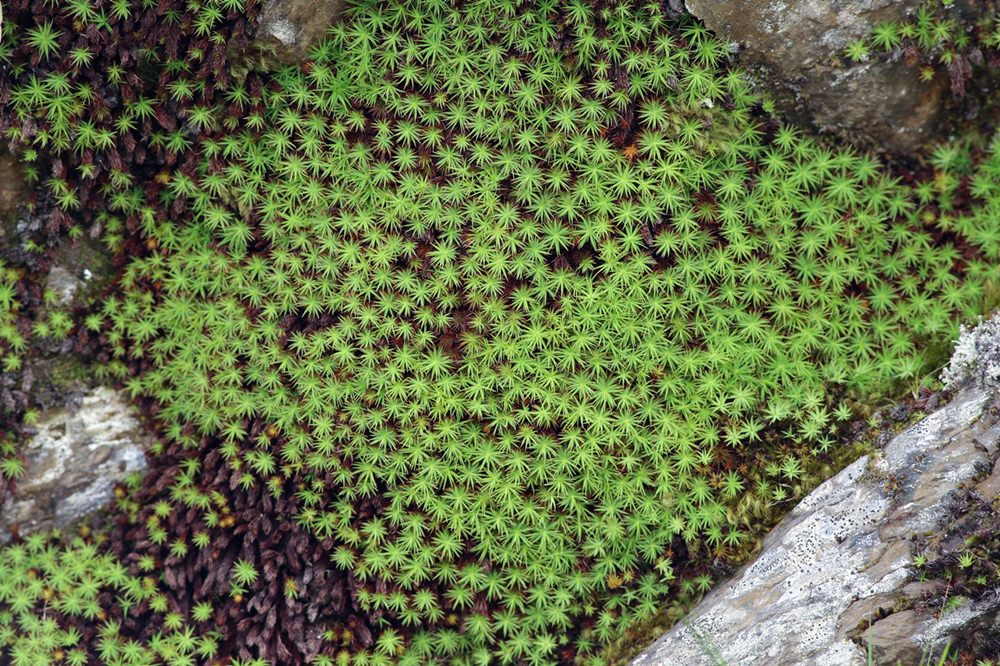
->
[257, 0, 346, 62]
[45, 236, 113, 309]
[941, 314, 1000, 390]
[632, 315, 1000, 665]
[683, 0, 957, 152]
[0, 149, 28, 229]
[0, 386, 149, 541]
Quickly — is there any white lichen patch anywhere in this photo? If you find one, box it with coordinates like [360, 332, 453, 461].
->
[44, 265, 81, 307]
[264, 16, 298, 48]
[941, 312, 1000, 390]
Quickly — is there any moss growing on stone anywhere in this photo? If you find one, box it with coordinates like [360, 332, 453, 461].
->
[0, 0, 999, 664]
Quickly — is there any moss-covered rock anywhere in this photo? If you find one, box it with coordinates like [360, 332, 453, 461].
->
[684, 0, 949, 152]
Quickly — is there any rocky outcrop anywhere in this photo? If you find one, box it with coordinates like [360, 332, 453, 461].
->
[632, 314, 1000, 665]
[683, 1, 977, 153]
[257, 0, 346, 63]
[0, 386, 149, 541]
[0, 125, 141, 542]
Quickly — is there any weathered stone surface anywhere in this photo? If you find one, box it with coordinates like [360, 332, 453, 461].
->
[45, 266, 81, 307]
[0, 149, 28, 231]
[44, 235, 113, 309]
[632, 314, 1000, 665]
[257, 0, 346, 63]
[683, 0, 970, 152]
[974, 458, 1000, 500]
[941, 313, 1000, 391]
[0, 386, 149, 541]
[18, 354, 95, 412]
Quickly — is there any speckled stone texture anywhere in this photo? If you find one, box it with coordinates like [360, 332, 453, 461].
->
[683, 0, 981, 153]
[941, 314, 1000, 391]
[0, 386, 149, 541]
[632, 313, 1000, 665]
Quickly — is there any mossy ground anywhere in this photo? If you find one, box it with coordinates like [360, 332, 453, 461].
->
[0, 0, 997, 664]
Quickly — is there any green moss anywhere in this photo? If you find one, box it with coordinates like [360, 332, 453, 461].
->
[1, 0, 1000, 663]
[0, 261, 27, 483]
[0, 530, 220, 666]
[858, 0, 1000, 95]
[91, 0, 1000, 662]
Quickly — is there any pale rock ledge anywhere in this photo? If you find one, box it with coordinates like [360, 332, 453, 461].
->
[0, 386, 149, 541]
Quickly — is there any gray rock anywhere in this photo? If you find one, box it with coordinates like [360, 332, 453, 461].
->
[0, 386, 149, 541]
[19, 355, 94, 412]
[974, 458, 1000, 500]
[632, 314, 1000, 665]
[941, 313, 1000, 391]
[257, 0, 346, 63]
[45, 266, 81, 308]
[683, 0, 979, 152]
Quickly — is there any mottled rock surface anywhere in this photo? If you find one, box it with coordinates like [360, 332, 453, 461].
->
[683, 0, 976, 152]
[257, 0, 345, 62]
[45, 236, 113, 309]
[0, 386, 149, 541]
[941, 314, 1000, 391]
[633, 314, 1000, 665]
[0, 149, 28, 229]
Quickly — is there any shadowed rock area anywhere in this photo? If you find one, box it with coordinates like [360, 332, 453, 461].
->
[0, 129, 146, 543]
[0, 149, 28, 234]
[633, 314, 1000, 665]
[257, 0, 346, 62]
[683, 0, 977, 152]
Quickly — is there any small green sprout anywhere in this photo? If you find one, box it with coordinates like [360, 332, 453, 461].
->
[231, 559, 259, 587]
[0, 456, 24, 478]
[26, 22, 62, 61]
[845, 39, 871, 62]
[192, 601, 214, 623]
[871, 22, 901, 51]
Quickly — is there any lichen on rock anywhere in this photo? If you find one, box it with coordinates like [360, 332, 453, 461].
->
[941, 312, 1000, 390]
[256, 0, 346, 62]
[0, 386, 149, 542]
